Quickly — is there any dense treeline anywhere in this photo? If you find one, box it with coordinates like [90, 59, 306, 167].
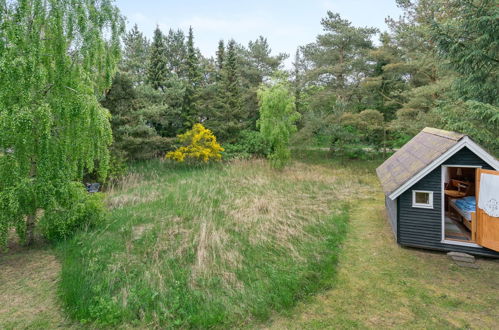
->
[103, 24, 286, 160]
[293, 0, 498, 157]
[103, 0, 497, 165]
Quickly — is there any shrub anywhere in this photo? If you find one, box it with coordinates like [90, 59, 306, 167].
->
[222, 130, 271, 160]
[329, 124, 368, 159]
[84, 150, 128, 185]
[166, 124, 224, 163]
[39, 183, 106, 242]
[107, 151, 128, 183]
[239, 130, 272, 156]
[222, 144, 252, 160]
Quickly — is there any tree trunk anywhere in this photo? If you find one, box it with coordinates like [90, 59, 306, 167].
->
[26, 213, 36, 246]
[383, 128, 387, 159]
[26, 159, 37, 246]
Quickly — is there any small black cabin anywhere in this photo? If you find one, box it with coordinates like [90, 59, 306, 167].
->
[377, 128, 499, 257]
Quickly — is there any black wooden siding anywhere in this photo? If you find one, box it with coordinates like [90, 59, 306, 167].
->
[397, 146, 499, 257]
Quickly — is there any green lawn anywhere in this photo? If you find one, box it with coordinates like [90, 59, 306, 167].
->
[58, 153, 375, 328]
[265, 198, 499, 329]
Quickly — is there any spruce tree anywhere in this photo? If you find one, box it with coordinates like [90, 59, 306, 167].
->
[148, 27, 168, 91]
[215, 40, 225, 81]
[201, 40, 226, 134]
[208, 39, 245, 142]
[183, 26, 202, 128]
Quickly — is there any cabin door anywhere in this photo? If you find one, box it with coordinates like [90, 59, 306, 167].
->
[475, 169, 499, 252]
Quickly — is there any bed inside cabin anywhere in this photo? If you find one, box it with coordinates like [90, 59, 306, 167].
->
[443, 166, 477, 242]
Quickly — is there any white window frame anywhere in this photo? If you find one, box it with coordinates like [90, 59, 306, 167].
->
[412, 190, 433, 209]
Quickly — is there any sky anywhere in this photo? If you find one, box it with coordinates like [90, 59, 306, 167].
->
[116, 0, 403, 67]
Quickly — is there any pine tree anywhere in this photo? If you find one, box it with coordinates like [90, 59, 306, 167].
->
[238, 37, 288, 128]
[301, 12, 378, 101]
[121, 24, 149, 85]
[148, 27, 168, 91]
[182, 26, 202, 128]
[244, 36, 287, 86]
[361, 32, 406, 121]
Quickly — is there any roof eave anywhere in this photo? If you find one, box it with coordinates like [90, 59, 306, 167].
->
[387, 137, 499, 200]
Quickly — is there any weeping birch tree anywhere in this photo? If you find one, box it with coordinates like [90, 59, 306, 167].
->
[0, 0, 123, 246]
[257, 78, 300, 169]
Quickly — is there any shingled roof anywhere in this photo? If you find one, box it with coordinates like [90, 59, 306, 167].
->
[376, 127, 466, 197]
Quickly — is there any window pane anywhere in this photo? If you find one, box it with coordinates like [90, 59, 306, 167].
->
[415, 192, 429, 204]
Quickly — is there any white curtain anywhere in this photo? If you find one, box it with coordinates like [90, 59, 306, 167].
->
[478, 173, 499, 217]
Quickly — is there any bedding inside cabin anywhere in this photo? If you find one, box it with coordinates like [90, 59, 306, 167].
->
[450, 197, 475, 221]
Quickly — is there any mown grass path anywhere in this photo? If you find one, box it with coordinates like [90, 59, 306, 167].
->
[0, 246, 72, 329]
[265, 196, 499, 329]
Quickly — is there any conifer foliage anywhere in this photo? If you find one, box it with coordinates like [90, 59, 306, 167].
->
[121, 24, 149, 85]
[209, 39, 245, 142]
[183, 26, 202, 128]
[148, 27, 168, 91]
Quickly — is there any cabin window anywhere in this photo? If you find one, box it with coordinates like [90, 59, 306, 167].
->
[412, 190, 433, 209]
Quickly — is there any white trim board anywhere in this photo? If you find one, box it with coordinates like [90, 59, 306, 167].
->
[440, 165, 482, 245]
[441, 239, 482, 248]
[412, 190, 433, 209]
[388, 137, 499, 200]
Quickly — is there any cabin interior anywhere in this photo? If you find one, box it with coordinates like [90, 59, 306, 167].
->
[443, 166, 477, 243]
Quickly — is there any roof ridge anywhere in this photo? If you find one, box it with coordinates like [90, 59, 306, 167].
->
[422, 127, 465, 141]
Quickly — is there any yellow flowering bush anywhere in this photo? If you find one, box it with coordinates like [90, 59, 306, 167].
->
[166, 124, 224, 163]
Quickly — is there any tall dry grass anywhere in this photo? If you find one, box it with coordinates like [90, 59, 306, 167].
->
[58, 154, 380, 328]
